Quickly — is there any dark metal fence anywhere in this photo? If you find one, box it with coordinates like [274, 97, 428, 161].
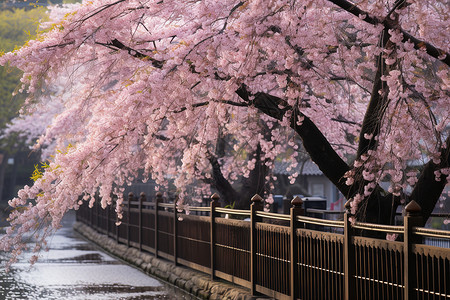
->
[76, 192, 450, 300]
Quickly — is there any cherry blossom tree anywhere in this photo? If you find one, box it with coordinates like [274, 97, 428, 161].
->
[0, 0, 448, 264]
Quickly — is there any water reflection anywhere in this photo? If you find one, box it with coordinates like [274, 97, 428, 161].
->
[0, 212, 195, 299]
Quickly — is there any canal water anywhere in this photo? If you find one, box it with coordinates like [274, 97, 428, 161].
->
[0, 211, 196, 299]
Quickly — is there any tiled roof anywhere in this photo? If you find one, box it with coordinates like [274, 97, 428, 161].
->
[274, 160, 323, 176]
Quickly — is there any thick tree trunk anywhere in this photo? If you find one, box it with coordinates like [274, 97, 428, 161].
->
[208, 154, 240, 207]
[208, 143, 270, 209]
[410, 137, 450, 226]
[237, 144, 268, 209]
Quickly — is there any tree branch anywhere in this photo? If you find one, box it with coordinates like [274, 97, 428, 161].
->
[236, 86, 354, 198]
[327, 0, 450, 66]
[357, 28, 390, 157]
[102, 39, 164, 68]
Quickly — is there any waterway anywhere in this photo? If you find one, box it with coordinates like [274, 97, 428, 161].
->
[0, 211, 195, 299]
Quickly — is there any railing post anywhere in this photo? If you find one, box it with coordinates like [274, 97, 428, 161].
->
[284, 191, 293, 214]
[173, 198, 178, 265]
[290, 196, 304, 300]
[251, 194, 264, 296]
[102, 201, 106, 233]
[127, 192, 133, 248]
[116, 198, 120, 243]
[404, 200, 422, 300]
[96, 195, 100, 230]
[106, 203, 110, 237]
[210, 193, 220, 280]
[89, 200, 93, 227]
[93, 200, 97, 230]
[96, 199, 100, 231]
[139, 192, 145, 252]
[344, 200, 356, 300]
[93, 199, 96, 229]
[155, 192, 162, 258]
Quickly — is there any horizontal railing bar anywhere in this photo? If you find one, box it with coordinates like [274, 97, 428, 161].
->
[413, 227, 450, 239]
[157, 230, 174, 236]
[178, 235, 210, 245]
[257, 252, 290, 263]
[306, 208, 344, 215]
[298, 262, 344, 276]
[352, 222, 404, 233]
[256, 211, 290, 221]
[296, 215, 345, 228]
[354, 275, 404, 288]
[186, 207, 210, 212]
[158, 203, 174, 209]
[215, 207, 251, 216]
[215, 243, 250, 254]
[414, 287, 450, 297]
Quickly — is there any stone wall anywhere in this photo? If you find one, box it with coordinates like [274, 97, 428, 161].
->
[74, 222, 270, 300]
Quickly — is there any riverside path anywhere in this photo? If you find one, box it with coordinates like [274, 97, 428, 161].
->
[0, 210, 195, 299]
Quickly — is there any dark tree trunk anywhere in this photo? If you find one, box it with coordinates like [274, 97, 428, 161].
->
[208, 143, 270, 209]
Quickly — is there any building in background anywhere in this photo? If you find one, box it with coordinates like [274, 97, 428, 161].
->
[274, 160, 342, 211]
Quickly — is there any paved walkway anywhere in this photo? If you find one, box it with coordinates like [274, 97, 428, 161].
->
[0, 211, 195, 299]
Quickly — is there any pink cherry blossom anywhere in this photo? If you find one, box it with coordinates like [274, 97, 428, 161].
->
[0, 0, 448, 265]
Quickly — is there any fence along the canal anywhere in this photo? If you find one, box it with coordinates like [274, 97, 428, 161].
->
[76, 192, 450, 300]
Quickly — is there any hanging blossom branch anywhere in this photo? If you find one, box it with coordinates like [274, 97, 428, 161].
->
[327, 0, 450, 66]
[235, 85, 354, 198]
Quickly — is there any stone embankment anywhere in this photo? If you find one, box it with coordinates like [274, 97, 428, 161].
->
[74, 222, 272, 300]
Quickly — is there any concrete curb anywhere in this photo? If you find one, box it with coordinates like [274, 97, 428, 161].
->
[73, 222, 270, 300]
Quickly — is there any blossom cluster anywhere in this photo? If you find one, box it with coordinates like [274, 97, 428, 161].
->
[0, 0, 448, 266]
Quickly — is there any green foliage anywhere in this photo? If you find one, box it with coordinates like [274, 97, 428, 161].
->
[31, 163, 47, 182]
[0, 7, 47, 52]
[0, 7, 47, 153]
[0, 66, 22, 130]
[224, 201, 235, 209]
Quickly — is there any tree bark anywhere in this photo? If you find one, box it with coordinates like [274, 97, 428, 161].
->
[236, 87, 352, 197]
[208, 154, 240, 207]
[238, 144, 269, 209]
[410, 136, 450, 226]
[208, 142, 271, 209]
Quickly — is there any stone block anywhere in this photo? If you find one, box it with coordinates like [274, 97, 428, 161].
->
[211, 283, 231, 296]
[184, 280, 194, 293]
[168, 273, 178, 284]
[191, 276, 209, 289]
[197, 289, 210, 299]
[134, 258, 144, 266]
[209, 293, 222, 300]
[143, 254, 152, 264]
[191, 286, 200, 296]
[175, 278, 186, 289]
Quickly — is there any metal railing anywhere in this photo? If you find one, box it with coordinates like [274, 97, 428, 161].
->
[76, 192, 450, 300]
